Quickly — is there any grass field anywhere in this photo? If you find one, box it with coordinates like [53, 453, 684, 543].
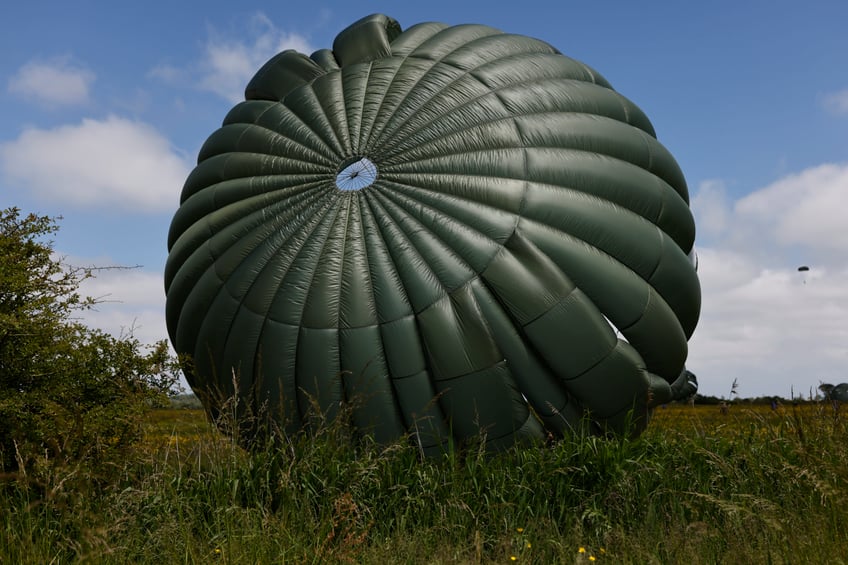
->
[3, 401, 848, 564]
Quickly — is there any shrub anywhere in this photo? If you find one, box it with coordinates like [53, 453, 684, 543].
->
[0, 207, 179, 485]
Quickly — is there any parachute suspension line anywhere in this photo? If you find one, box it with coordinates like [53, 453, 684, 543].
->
[336, 156, 378, 191]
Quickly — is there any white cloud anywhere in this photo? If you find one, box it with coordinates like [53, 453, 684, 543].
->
[77, 265, 169, 347]
[822, 89, 848, 116]
[0, 116, 190, 212]
[57, 254, 184, 386]
[689, 256, 848, 399]
[734, 163, 848, 251]
[688, 163, 848, 398]
[8, 57, 95, 107]
[200, 14, 312, 103]
[691, 179, 731, 239]
[150, 12, 312, 103]
[147, 64, 186, 84]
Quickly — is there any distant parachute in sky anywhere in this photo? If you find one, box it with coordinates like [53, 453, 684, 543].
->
[164, 13, 701, 452]
[798, 266, 810, 272]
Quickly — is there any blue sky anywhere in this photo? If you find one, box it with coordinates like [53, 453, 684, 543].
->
[2, 1, 846, 398]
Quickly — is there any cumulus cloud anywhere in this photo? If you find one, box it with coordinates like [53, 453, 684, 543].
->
[690, 179, 731, 240]
[150, 12, 312, 103]
[200, 13, 312, 103]
[821, 88, 848, 116]
[65, 258, 184, 387]
[8, 57, 95, 107]
[0, 116, 190, 212]
[688, 163, 848, 398]
[66, 258, 170, 347]
[689, 255, 848, 399]
[735, 164, 848, 251]
[147, 64, 186, 84]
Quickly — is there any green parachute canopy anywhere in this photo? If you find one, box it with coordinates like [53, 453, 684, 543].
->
[165, 14, 701, 452]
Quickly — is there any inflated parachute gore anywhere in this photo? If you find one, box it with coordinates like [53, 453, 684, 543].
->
[165, 13, 701, 452]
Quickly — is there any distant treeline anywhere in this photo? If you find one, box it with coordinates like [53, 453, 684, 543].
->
[168, 394, 204, 410]
[688, 394, 827, 405]
[164, 393, 829, 411]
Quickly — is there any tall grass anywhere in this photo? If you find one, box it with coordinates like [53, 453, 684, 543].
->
[2, 402, 847, 564]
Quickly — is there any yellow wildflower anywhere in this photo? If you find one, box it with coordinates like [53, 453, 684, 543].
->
[578, 547, 586, 554]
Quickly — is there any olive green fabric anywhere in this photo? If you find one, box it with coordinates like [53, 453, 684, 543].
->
[165, 13, 701, 450]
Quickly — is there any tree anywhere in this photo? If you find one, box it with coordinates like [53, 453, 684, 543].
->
[819, 383, 835, 400]
[0, 207, 180, 478]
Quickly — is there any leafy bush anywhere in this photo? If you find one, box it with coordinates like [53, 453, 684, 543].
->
[0, 207, 179, 484]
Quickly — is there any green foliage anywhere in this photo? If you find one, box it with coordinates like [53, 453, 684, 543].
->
[0, 207, 180, 482]
[2, 404, 848, 563]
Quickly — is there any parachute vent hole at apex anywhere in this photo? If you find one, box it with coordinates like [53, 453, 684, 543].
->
[336, 157, 378, 191]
